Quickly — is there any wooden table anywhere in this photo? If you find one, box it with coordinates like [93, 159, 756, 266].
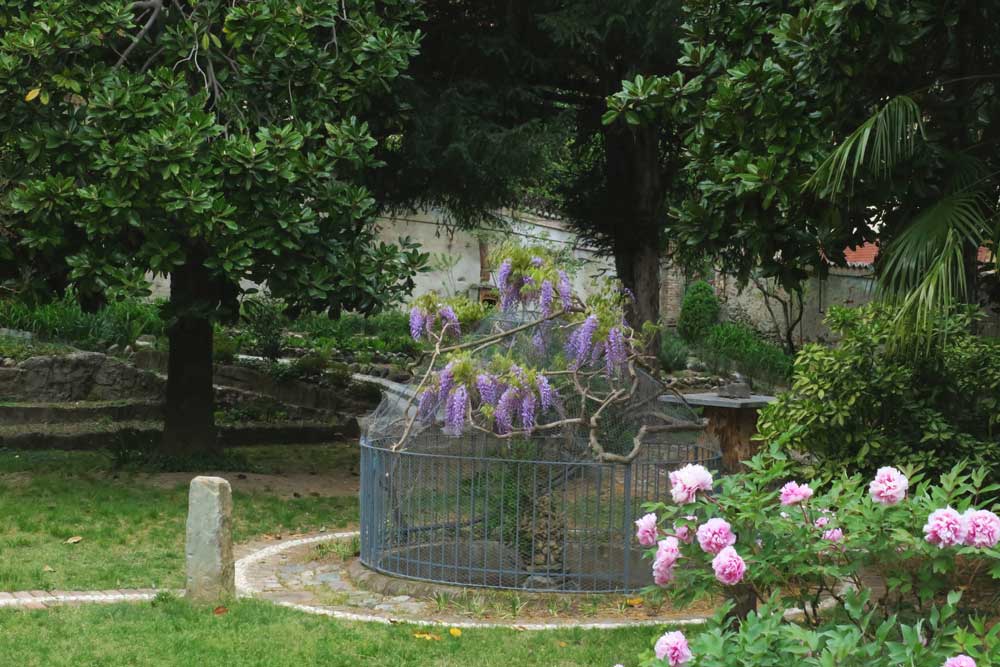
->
[659, 392, 776, 473]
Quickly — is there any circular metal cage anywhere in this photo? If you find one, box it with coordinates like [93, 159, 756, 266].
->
[360, 430, 721, 593]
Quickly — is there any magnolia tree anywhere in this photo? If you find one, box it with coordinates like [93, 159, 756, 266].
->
[0, 0, 423, 455]
[391, 247, 695, 458]
[630, 445, 1000, 667]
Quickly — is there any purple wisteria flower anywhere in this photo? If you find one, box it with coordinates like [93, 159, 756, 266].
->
[417, 388, 437, 423]
[438, 363, 455, 398]
[557, 270, 572, 308]
[476, 373, 499, 405]
[521, 392, 537, 432]
[605, 325, 628, 376]
[540, 280, 555, 316]
[530, 256, 544, 267]
[444, 385, 468, 436]
[536, 374, 555, 410]
[496, 259, 520, 311]
[495, 387, 518, 434]
[439, 305, 460, 337]
[531, 327, 546, 353]
[409, 307, 425, 341]
[567, 315, 599, 367]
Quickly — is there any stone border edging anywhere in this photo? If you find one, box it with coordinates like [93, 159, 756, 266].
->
[234, 531, 708, 630]
[0, 589, 170, 609]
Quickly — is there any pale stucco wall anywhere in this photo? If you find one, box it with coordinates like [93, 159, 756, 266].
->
[148, 208, 617, 304]
[375, 208, 615, 301]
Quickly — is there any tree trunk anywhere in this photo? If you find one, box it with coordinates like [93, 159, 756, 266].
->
[726, 583, 758, 625]
[604, 122, 665, 338]
[161, 257, 219, 457]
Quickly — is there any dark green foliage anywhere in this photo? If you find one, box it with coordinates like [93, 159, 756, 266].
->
[699, 322, 792, 389]
[658, 330, 689, 372]
[212, 327, 243, 365]
[241, 297, 287, 360]
[757, 305, 1000, 480]
[676, 281, 719, 343]
[382, 1, 687, 327]
[0, 294, 163, 349]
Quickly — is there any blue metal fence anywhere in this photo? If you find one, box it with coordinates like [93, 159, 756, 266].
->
[360, 432, 720, 593]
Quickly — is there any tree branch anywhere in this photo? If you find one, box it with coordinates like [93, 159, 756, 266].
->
[115, 0, 163, 68]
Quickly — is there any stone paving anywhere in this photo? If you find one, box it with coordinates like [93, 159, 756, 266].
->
[233, 531, 707, 629]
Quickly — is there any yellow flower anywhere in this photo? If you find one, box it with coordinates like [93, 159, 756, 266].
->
[449, 627, 462, 638]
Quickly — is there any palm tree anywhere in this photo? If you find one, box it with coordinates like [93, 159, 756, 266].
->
[806, 93, 999, 342]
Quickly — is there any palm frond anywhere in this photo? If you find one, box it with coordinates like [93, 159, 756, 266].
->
[806, 96, 924, 197]
[876, 191, 991, 341]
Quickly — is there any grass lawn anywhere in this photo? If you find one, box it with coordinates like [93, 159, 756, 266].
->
[0, 597, 655, 666]
[0, 446, 359, 591]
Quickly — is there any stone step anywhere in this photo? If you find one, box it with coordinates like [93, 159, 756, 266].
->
[0, 419, 358, 451]
[0, 400, 163, 425]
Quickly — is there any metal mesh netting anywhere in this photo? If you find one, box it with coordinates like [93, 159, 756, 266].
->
[360, 310, 721, 592]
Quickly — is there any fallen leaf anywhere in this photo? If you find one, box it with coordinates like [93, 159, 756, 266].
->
[413, 632, 441, 641]
[213, 606, 228, 616]
[449, 627, 462, 637]
[65, 536, 83, 544]
[625, 597, 644, 607]
[557, 641, 568, 648]
[42, 565, 55, 573]
[25, 88, 40, 102]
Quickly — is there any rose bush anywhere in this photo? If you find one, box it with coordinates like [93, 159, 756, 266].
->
[629, 443, 1000, 667]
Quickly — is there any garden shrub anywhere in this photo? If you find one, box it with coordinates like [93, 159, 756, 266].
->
[659, 330, 689, 372]
[241, 297, 287, 360]
[212, 327, 242, 364]
[700, 322, 792, 388]
[677, 281, 719, 343]
[630, 444, 1000, 667]
[293, 310, 419, 358]
[444, 295, 493, 331]
[757, 305, 1000, 480]
[0, 294, 163, 349]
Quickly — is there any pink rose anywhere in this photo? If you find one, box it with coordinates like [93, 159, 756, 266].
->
[869, 466, 909, 505]
[696, 518, 737, 555]
[943, 656, 977, 667]
[652, 537, 681, 586]
[814, 516, 831, 528]
[923, 507, 966, 548]
[635, 512, 659, 547]
[822, 528, 844, 542]
[711, 546, 746, 585]
[654, 631, 692, 666]
[963, 509, 1000, 548]
[779, 481, 813, 506]
[669, 464, 713, 504]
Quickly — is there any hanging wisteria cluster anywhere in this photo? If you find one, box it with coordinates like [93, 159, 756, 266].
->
[416, 355, 561, 436]
[495, 254, 573, 315]
[408, 296, 460, 341]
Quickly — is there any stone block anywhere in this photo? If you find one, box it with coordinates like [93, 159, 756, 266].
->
[185, 476, 235, 602]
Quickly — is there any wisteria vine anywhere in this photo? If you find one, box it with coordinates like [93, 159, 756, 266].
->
[390, 249, 701, 461]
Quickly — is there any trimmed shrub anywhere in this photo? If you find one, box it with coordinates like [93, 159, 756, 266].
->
[676, 281, 719, 342]
[659, 330, 689, 372]
[700, 322, 792, 388]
